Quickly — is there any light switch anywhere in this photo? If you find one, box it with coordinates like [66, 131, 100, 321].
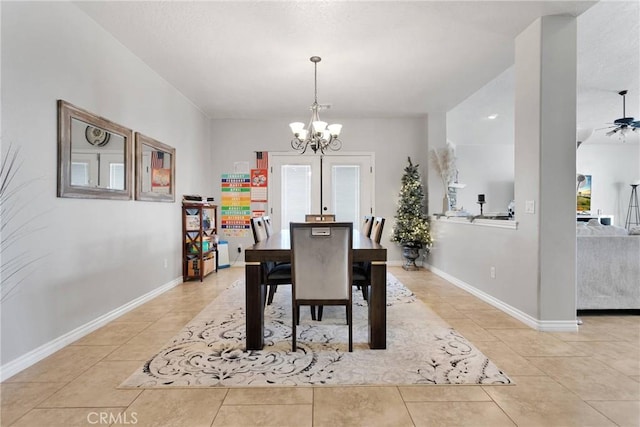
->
[525, 200, 535, 214]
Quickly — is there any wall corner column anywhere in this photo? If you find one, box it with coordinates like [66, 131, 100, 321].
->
[515, 15, 578, 324]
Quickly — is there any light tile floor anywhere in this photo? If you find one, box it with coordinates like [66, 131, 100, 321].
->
[1, 267, 638, 426]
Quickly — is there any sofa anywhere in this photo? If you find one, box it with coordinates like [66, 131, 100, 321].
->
[576, 220, 640, 310]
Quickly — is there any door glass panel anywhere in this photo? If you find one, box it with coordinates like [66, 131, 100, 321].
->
[110, 163, 125, 190]
[332, 165, 360, 224]
[269, 153, 372, 233]
[71, 162, 89, 186]
[281, 165, 312, 228]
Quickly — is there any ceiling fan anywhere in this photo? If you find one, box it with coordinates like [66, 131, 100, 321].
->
[600, 90, 640, 138]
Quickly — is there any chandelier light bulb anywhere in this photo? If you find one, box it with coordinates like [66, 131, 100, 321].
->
[289, 122, 305, 134]
[328, 124, 342, 137]
[312, 121, 327, 134]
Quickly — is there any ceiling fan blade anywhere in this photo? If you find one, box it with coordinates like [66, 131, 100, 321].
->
[605, 128, 620, 137]
[631, 121, 640, 128]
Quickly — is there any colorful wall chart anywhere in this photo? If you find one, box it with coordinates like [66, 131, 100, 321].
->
[250, 168, 268, 217]
[221, 173, 251, 237]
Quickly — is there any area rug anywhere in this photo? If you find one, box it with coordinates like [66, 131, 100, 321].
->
[120, 274, 511, 387]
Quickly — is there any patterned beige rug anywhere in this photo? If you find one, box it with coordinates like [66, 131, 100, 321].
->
[120, 274, 511, 387]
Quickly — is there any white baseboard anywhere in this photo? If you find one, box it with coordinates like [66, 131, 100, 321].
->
[0, 276, 183, 381]
[426, 264, 578, 332]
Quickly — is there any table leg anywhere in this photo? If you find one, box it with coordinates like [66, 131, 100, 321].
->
[245, 262, 264, 350]
[368, 261, 387, 349]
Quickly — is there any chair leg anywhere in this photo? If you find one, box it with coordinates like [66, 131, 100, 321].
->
[347, 304, 353, 352]
[267, 285, 278, 305]
[310, 306, 316, 321]
[317, 306, 324, 321]
[362, 285, 369, 302]
[262, 284, 268, 308]
[292, 302, 297, 352]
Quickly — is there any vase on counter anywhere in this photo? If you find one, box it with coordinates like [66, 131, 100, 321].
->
[442, 195, 450, 214]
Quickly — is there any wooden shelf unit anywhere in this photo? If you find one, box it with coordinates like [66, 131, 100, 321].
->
[182, 202, 218, 282]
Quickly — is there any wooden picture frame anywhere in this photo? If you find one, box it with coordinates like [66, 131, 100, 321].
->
[135, 133, 176, 202]
[57, 100, 133, 200]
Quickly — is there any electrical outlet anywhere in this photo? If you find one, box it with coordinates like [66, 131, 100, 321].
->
[490, 266, 496, 279]
[237, 244, 242, 253]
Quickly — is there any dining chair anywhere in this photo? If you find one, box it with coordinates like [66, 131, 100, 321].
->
[305, 214, 336, 222]
[250, 216, 268, 244]
[370, 216, 386, 244]
[315, 216, 385, 320]
[353, 216, 385, 302]
[263, 215, 274, 237]
[249, 218, 318, 318]
[290, 222, 353, 352]
[361, 215, 374, 237]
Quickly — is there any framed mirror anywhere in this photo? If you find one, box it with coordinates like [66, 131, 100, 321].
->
[135, 133, 176, 202]
[57, 100, 133, 200]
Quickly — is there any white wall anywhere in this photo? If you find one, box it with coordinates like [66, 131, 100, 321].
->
[577, 143, 640, 226]
[455, 145, 515, 215]
[210, 117, 429, 263]
[429, 16, 578, 328]
[447, 66, 515, 214]
[1, 2, 212, 367]
[449, 63, 640, 223]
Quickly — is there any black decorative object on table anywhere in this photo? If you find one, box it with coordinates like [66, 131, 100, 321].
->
[477, 194, 486, 217]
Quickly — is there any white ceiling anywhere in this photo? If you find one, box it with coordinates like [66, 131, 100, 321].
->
[74, 0, 639, 146]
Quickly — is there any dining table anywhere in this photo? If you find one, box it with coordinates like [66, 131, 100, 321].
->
[244, 229, 387, 350]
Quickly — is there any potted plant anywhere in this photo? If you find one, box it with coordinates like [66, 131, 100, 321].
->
[391, 157, 432, 270]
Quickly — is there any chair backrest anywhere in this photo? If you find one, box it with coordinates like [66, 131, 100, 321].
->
[250, 216, 268, 243]
[262, 216, 274, 237]
[305, 214, 336, 222]
[361, 215, 374, 237]
[290, 222, 353, 301]
[370, 217, 385, 244]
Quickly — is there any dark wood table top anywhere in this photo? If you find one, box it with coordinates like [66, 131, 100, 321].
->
[245, 230, 386, 263]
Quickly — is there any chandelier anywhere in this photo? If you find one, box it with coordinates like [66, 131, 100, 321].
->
[289, 56, 343, 154]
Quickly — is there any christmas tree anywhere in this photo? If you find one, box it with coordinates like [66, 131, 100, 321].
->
[391, 157, 432, 249]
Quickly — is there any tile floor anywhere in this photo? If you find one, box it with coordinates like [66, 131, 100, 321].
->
[1, 267, 639, 426]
